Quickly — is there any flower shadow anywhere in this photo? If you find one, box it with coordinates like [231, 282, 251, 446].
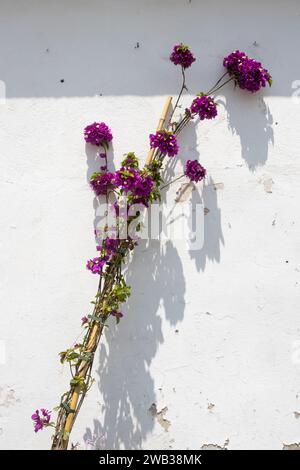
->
[220, 87, 274, 171]
[85, 142, 117, 238]
[173, 119, 225, 273]
[82, 113, 223, 449]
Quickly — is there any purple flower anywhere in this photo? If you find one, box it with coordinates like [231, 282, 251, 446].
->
[90, 172, 115, 196]
[86, 256, 109, 274]
[190, 96, 218, 120]
[114, 168, 140, 193]
[149, 130, 179, 157]
[31, 408, 51, 433]
[185, 160, 206, 183]
[111, 311, 124, 323]
[81, 316, 88, 325]
[121, 152, 139, 169]
[223, 50, 246, 75]
[103, 237, 120, 254]
[113, 168, 154, 202]
[133, 174, 154, 198]
[223, 50, 272, 92]
[84, 122, 113, 146]
[170, 43, 196, 69]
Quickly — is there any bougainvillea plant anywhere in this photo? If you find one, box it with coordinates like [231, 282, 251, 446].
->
[32, 45, 271, 449]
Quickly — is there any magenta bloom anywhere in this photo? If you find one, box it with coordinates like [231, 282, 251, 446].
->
[133, 174, 154, 198]
[190, 96, 218, 120]
[223, 50, 272, 92]
[31, 408, 51, 433]
[86, 256, 109, 274]
[103, 237, 120, 254]
[170, 43, 196, 69]
[114, 168, 154, 199]
[84, 122, 113, 146]
[90, 172, 115, 196]
[111, 311, 124, 321]
[81, 316, 89, 325]
[149, 130, 179, 157]
[114, 168, 140, 193]
[185, 160, 206, 183]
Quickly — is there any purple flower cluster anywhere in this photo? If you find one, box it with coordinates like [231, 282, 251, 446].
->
[132, 174, 154, 198]
[170, 43, 196, 69]
[185, 160, 206, 183]
[90, 172, 115, 196]
[86, 256, 109, 274]
[190, 96, 218, 120]
[149, 130, 179, 157]
[84, 122, 113, 146]
[113, 168, 154, 198]
[87, 237, 121, 274]
[121, 152, 139, 169]
[103, 237, 120, 254]
[114, 168, 140, 193]
[223, 50, 272, 92]
[31, 408, 51, 433]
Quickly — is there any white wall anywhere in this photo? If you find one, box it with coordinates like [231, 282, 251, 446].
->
[0, 0, 300, 450]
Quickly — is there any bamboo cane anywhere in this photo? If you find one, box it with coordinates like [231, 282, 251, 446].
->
[145, 96, 173, 166]
[63, 323, 100, 438]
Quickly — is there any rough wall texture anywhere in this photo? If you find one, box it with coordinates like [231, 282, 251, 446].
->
[0, 0, 300, 450]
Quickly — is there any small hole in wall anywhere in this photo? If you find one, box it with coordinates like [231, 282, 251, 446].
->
[60, 79, 64, 83]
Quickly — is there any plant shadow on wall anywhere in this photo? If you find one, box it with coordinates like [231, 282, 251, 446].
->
[85, 142, 117, 235]
[83, 240, 185, 449]
[83, 117, 224, 449]
[170, 120, 225, 273]
[222, 88, 274, 170]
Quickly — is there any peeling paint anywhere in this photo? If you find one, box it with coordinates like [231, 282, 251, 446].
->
[175, 182, 195, 203]
[0, 386, 19, 408]
[259, 176, 274, 193]
[207, 402, 215, 412]
[213, 182, 224, 191]
[282, 442, 300, 450]
[263, 178, 274, 193]
[149, 404, 171, 432]
[201, 439, 229, 450]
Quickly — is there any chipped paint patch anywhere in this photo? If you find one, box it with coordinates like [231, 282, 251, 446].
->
[259, 176, 274, 193]
[283, 442, 300, 450]
[207, 402, 215, 412]
[175, 182, 195, 203]
[212, 182, 224, 191]
[0, 386, 20, 407]
[201, 439, 229, 450]
[149, 403, 171, 432]
[263, 178, 274, 193]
